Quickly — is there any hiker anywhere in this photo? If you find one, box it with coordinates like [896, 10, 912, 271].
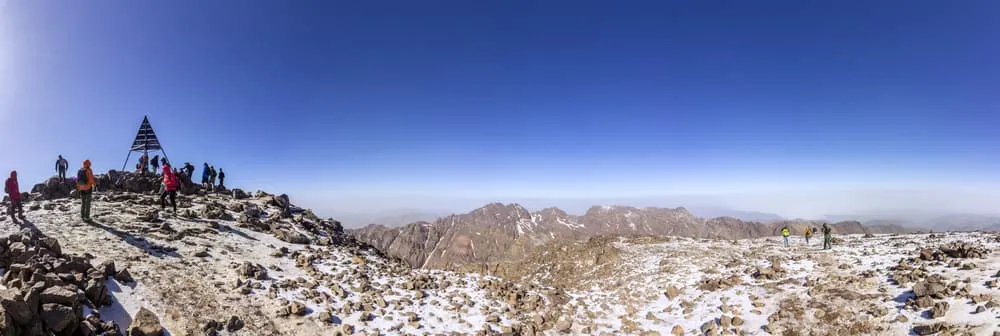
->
[804, 227, 813, 244]
[201, 163, 210, 187]
[208, 166, 217, 191]
[822, 223, 833, 250]
[140, 153, 149, 174]
[218, 169, 225, 189]
[77, 160, 96, 221]
[135, 162, 142, 174]
[184, 162, 195, 178]
[4, 171, 24, 223]
[160, 163, 179, 212]
[55, 155, 69, 180]
[781, 226, 790, 247]
[151, 155, 160, 174]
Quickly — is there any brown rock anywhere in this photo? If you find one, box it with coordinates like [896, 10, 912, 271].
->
[129, 307, 164, 336]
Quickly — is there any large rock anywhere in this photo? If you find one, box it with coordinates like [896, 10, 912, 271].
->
[232, 189, 249, 200]
[274, 230, 310, 244]
[0, 288, 33, 326]
[129, 308, 163, 336]
[202, 202, 234, 221]
[40, 286, 79, 307]
[40, 303, 77, 333]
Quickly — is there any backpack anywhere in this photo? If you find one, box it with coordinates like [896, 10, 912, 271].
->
[77, 168, 89, 186]
[823, 226, 831, 234]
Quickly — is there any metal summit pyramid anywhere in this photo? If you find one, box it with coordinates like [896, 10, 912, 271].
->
[130, 116, 162, 151]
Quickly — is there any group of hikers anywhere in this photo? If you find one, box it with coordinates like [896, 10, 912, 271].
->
[133, 153, 225, 191]
[781, 223, 834, 250]
[4, 153, 232, 224]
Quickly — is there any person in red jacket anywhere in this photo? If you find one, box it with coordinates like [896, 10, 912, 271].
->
[4, 170, 24, 223]
[160, 163, 179, 212]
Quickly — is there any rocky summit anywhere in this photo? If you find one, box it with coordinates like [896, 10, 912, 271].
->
[1, 172, 999, 335]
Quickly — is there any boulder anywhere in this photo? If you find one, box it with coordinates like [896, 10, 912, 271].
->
[39, 303, 77, 333]
[40, 286, 79, 307]
[232, 189, 249, 200]
[129, 308, 163, 336]
[0, 288, 33, 325]
[275, 230, 310, 245]
[115, 268, 135, 284]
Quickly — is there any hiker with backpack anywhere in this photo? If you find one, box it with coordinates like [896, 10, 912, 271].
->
[781, 226, 791, 247]
[804, 227, 813, 244]
[160, 163, 179, 212]
[77, 160, 96, 221]
[218, 169, 225, 189]
[5, 171, 24, 224]
[55, 155, 69, 181]
[201, 163, 210, 187]
[822, 223, 833, 250]
[151, 155, 160, 175]
[208, 166, 217, 191]
[184, 162, 195, 179]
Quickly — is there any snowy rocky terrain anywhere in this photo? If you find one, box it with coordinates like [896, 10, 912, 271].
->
[1, 172, 999, 335]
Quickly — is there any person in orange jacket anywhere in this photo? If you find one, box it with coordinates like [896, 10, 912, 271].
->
[76, 160, 96, 221]
[4, 170, 24, 223]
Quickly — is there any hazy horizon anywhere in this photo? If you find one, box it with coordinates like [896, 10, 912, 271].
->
[302, 187, 1000, 228]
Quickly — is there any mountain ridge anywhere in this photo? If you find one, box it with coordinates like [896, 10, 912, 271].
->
[351, 202, 913, 269]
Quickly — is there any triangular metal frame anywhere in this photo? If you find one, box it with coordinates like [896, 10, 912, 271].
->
[122, 115, 169, 171]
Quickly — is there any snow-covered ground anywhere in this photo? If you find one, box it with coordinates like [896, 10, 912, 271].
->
[546, 233, 1000, 335]
[3, 191, 998, 335]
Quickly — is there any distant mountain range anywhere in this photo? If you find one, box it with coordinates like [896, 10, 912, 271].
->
[351, 203, 910, 269]
[334, 209, 449, 229]
[825, 211, 1000, 232]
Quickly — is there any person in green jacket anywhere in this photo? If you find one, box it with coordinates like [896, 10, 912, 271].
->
[822, 222, 833, 250]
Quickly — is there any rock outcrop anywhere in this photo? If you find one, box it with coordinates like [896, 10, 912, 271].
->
[0, 229, 122, 335]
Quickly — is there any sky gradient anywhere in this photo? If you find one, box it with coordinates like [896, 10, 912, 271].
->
[1, 1, 998, 219]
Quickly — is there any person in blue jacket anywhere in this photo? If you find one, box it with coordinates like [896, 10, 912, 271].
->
[201, 163, 211, 187]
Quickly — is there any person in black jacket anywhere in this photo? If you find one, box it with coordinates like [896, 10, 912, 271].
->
[218, 169, 226, 189]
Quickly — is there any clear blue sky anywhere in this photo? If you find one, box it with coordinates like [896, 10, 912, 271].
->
[1, 1, 998, 216]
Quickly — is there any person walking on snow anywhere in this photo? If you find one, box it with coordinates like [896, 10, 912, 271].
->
[55, 155, 69, 181]
[822, 223, 833, 250]
[160, 163, 179, 212]
[781, 226, 791, 247]
[5, 171, 24, 223]
[77, 160, 96, 221]
[804, 227, 813, 244]
[218, 169, 225, 189]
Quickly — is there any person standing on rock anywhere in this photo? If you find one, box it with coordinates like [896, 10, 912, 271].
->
[822, 223, 833, 250]
[55, 155, 69, 181]
[160, 163, 179, 212]
[218, 168, 225, 189]
[781, 226, 790, 247]
[184, 162, 195, 178]
[77, 160, 96, 221]
[151, 155, 160, 175]
[201, 163, 210, 187]
[140, 153, 149, 174]
[4, 171, 24, 223]
[208, 166, 217, 191]
[804, 227, 813, 245]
